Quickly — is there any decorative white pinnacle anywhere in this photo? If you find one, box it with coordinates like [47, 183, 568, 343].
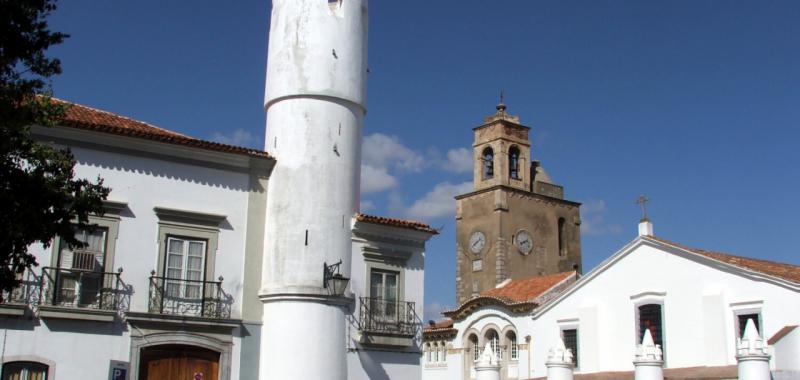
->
[737, 319, 769, 356]
[635, 328, 663, 362]
[547, 337, 574, 364]
[478, 343, 499, 366]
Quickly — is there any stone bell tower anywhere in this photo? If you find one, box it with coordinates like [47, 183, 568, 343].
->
[454, 102, 582, 305]
[259, 0, 368, 379]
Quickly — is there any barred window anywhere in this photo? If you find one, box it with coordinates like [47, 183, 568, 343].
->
[562, 329, 578, 366]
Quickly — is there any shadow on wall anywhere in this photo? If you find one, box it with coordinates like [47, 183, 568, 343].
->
[356, 348, 422, 380]
[74, 147, 264, 193]
[42, 318, 128, 336]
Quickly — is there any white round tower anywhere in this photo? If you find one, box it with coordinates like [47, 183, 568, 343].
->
[259, 0, 368, 379]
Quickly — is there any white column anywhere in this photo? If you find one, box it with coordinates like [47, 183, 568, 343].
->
[259, 1, 368, 379]
[475, 343, 501, 380]
[546, 338, 574, 380]
[633, 328, 664, 380]
[736, 319, 771, 380]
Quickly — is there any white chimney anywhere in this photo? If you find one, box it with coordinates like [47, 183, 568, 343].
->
[638, 219, 654, 237]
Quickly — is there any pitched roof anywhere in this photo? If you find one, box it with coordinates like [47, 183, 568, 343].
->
[423, 319, 457, 340]
[646, 236, 800, 284]
[54, 98, 271, 159]
[482, 271, 576, 303]
[354, 213, 438, 234]
[768, 325, 798, 345]
[443, 271, 576, 320]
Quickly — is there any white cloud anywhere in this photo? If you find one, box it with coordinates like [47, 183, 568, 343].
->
[439, 147, 473, 173]
[423, 301, 451, 322]
[360, 165, 398, 194]
[404, 181, 473, 220]
[581, 200, 624, 236]
[360, 200, 376, 213]
[362, 133, 426, 172]
[210, 129, 262, 149]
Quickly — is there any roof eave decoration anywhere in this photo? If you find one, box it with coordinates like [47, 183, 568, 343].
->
[423, 328, 459, 340]
[442, 296, 538, 321]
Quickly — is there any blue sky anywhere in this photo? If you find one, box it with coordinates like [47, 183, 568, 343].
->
[48, 1, 800, 321]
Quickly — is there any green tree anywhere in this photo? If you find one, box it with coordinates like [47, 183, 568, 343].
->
[0, 0, 110, 297]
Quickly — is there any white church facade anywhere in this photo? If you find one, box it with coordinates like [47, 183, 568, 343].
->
[422, 221, 800, 380]
[0, 1, 440, 379]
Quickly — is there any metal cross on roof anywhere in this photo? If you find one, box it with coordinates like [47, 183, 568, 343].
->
[636, 195, 650, 222]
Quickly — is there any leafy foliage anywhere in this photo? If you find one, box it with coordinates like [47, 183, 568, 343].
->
[0, 0, 110, 295]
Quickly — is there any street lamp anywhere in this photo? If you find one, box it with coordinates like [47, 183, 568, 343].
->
[323, 260, 350, 296]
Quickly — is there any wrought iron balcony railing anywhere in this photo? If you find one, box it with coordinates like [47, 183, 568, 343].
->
[1, 271, 42, 305]
[40, 267, 126, 311]
[359, 297, 418, 337]
[148, 272, 232, 319]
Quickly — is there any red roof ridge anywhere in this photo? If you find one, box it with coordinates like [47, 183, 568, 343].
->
[54, 98, 190, 138]
[644, 236, 800, 284]
[46, 97, 271, 160]
[355, 213, 438, 234]
[482, 271, 576, 303]
[442, 271, 576, 320]
[768, 325, 798, 345]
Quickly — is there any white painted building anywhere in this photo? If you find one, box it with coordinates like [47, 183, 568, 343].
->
[423, 221, 800, 380]
[0, 1, 440, 379]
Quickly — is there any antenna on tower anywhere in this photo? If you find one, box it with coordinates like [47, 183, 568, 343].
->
[496, 89, 507, 113]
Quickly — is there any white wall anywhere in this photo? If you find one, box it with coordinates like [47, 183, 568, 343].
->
[422, 307, 533, 380]
[347, 222, 430, 380]
[6, 142, 255, 379]
[28, 145, 253, 317]
[529, 239, 800, 376]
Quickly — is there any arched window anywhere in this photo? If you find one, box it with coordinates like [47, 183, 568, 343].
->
[482, 147, 494, 179]
[425, 342, 432, 363]
[558, 217, 566, 256]
[2, 361, 49, 380]
[509, 146, 520, 179]
[506, 331, 518, 360]
[469, 334, 480, 362]
[486, 330, 501, 359]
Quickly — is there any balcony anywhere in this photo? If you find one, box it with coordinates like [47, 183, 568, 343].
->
[38, 267, 128, 321]
[147, 273, 232, 319]
[358, 297, 419, 347]
[0, 271, 42, 316]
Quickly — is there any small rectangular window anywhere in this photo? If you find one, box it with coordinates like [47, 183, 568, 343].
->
[472, 259, 482, 272]
[562, 329, 579, 367]
[737, 313, 761, 338]
[638, 304, 664, 349]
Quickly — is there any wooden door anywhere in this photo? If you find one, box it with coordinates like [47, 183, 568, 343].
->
[140, 345, 220, 380]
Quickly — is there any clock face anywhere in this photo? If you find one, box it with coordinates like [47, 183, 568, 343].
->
[515, 230, 533, 255]
[469, 231, 486, 254]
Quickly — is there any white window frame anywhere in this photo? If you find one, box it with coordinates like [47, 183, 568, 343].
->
[731, 300, 764, 339]
[558, 318, 580, 369]
[164, 236, 208, 299]
[507, 331, 518, 361]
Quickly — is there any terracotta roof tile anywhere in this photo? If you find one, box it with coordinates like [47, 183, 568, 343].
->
[482, 271, 575, 303]
[443, 271, 576, 320]
[53, 98, 271, 159]
[768, 325, 798, 345]
[355, 213, 438, 234]
[424, 319, 454, 332]
[646, 236, 800, 284]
